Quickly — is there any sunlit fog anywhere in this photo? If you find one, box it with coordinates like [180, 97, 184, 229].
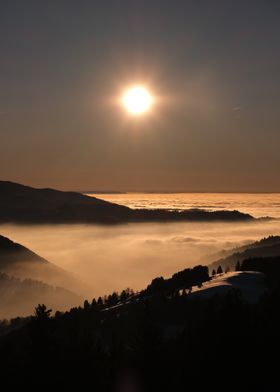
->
[1, 219, 279, 299]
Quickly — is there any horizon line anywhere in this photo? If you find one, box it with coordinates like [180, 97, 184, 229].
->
[82, 190, 280, 195]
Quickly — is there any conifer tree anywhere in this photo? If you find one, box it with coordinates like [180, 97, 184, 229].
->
[217, 265, 223, 274]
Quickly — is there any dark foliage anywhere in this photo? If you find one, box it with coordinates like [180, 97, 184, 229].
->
[145, 265, 209, 298]
[0, 261, 280, 390]
[217, 265, 223, 274]
[241, 256, 280, 286]
[0, 286, 279, 390]
[34, 304, 52, 320]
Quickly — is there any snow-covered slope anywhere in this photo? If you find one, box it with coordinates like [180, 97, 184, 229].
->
[190, 271, 267, 303]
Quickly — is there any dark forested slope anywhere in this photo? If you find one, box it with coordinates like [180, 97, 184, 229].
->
[0, 234, 81, 291]
[0, 259, 279, 390]
[0, 181, 254, 223]
[210, 236, 280, 272]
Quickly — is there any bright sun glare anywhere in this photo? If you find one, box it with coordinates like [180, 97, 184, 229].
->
[122, 86, 153, 115]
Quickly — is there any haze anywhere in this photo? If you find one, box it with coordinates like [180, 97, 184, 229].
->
[1, 218, 279, 298]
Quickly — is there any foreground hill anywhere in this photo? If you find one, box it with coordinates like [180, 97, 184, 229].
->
[241, 256, 280, 286]
[0, 181, 254, 223]
[0, 235, 81, 292]
[191, 271, 266, 303]
[0, 255, 278, 390]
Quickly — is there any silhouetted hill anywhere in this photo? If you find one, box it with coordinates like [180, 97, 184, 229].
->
[190, 271, 266, 303]
[0, 234, 82, 292]
[0, 180, 130, 223]
[210, 236, 280, 272]
[241, 256, 280, 286]
[0, 257, 279, 390]
[0, 234, 48, 267]
[0, 181, 255, 223]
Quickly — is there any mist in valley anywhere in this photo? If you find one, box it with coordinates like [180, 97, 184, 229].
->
[1, 219, 279, 304]
[0, 271, 81, 320]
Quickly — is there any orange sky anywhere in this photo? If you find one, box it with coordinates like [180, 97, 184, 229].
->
[1, 1, 279, 192]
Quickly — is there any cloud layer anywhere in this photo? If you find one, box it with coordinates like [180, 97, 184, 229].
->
[1, 220, 279, 298]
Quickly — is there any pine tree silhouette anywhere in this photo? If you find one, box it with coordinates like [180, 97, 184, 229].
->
[34, 304, 52, 320]
[217, 265, 223, 274]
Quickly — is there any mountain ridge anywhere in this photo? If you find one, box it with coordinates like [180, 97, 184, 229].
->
[0, 180, 255, 224]
[0, 234, 83, 293]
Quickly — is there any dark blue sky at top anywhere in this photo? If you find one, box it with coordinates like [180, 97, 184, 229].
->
[0, 0, 279, 191]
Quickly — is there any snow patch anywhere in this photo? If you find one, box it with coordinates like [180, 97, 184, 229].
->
[189, 271, 267, 303]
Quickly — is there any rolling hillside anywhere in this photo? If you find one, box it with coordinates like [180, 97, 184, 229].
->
[0, 181, 255, 223]
[210, 236, 280, 272]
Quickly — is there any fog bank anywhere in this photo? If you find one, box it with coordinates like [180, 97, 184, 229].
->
[1, 220, 279, 298]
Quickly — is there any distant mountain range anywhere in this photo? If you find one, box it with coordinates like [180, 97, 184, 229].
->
[0, 181, 255, 223]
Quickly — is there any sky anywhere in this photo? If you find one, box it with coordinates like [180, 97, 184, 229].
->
[0, 0, 279, 192]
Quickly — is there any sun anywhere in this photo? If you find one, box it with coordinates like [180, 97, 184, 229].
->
[122, 86, 153, 115]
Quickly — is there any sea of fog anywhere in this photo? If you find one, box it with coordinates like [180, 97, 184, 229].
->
[0, 193, 280, 297]
[87, 192, 280, 218]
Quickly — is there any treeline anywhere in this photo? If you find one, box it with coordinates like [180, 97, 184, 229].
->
[2, 260, 280, 389]
[0, 272, 71, 294]
[0, 272, 80, 319]
[83, 288, 135, 311]
[79, 265, 209, 313]
[241, 256, 280, 286]
[0, 264, 210, 330]
[1, 276, 280, 390]
[146, 265, 209, 295]
[212, 255, 280, 288]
